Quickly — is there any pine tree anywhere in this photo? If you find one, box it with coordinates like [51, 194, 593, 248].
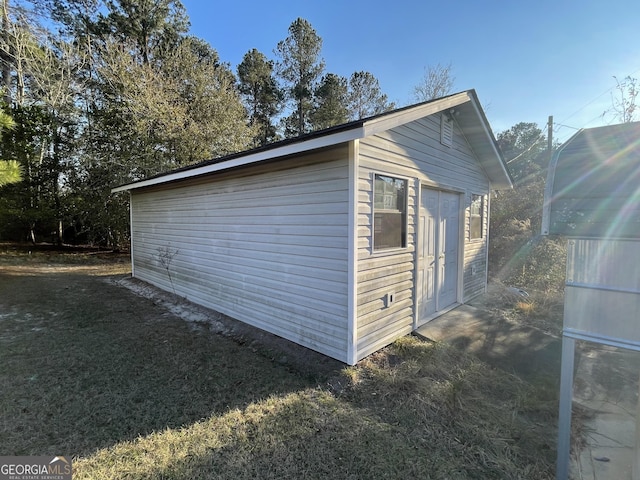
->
[237, 48, 283, 146]
[347, 71, 395, 120]
[100, 0, 189, 64]
[275, 18, 324, 137]
[311, 73, 348, 130]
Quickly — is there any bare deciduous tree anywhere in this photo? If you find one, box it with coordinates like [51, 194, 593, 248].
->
[605, 75, 638, 123]
[413, 62, 455, 102]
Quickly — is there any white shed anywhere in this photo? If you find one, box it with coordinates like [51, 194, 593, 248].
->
[113, 90, 512, 365]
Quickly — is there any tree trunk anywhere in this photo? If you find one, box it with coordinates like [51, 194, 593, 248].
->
[1, 0, 11, 102]
[57, 219, 63, 246]
[53, 119, 63, 246]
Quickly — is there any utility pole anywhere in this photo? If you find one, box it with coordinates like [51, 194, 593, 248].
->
[548, 115, 553, 165]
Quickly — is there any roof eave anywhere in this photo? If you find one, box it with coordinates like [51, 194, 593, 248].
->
[112, 90, 511, 193]
[112, 126, 365, 193]
[361, 91, 472, 136]
[451, 91, 512, 190]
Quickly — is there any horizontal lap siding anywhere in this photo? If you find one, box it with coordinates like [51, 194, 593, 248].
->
[131, 149, 350, 362]
[356, 116, 490, 360]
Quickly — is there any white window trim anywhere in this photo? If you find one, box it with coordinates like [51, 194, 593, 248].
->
[371, 171, 411, 255]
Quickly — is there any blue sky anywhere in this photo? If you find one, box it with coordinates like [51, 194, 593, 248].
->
[181, 0, 639, 143]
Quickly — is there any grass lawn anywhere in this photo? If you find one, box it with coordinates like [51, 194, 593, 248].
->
[0, 245, 558, 479]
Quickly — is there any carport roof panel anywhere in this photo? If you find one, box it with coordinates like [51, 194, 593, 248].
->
[543, 122, 640, 238]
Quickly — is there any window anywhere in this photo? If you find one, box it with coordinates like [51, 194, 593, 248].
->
[470, 194, 484, 239]
[373, 174, 407, 250]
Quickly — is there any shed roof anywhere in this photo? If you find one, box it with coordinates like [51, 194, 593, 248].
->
[542, 121, 640, 238]
[113, 89, 512, 193]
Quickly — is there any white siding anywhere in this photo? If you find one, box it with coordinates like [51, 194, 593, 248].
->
[131, 147, 351, 362]
[355, 114, 490, 360]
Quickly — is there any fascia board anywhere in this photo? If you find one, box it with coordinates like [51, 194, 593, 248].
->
[467, 96, 513, 190]
[361, 92, 471, 137]
[112, 126, 366, 193]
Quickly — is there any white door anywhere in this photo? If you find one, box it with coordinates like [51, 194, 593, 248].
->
[418, 187, 460, 324]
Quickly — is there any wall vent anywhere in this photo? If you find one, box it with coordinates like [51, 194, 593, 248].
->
[440, 113, 453, 147]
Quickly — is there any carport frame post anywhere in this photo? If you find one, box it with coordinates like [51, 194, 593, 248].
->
[556, 335, 575, 480]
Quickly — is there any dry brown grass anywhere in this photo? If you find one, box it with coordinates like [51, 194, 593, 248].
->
[0, 245, 558, 479]
[474, 282, 564, 336]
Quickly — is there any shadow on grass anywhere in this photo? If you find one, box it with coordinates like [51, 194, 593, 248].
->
[0, 268, 324, 457]
[73, 340, 557, 479]
[0, 256, 558, 479]
[415, 304, 563, 382]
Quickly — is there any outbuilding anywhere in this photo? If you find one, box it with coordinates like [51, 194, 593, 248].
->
[113, 90, 512, 365]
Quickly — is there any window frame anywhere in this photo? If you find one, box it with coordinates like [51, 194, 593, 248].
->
[469, 194, 484, 240]
[372, 173, 409, 253]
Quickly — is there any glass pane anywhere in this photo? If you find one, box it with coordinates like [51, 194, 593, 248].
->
[373, 175, 407, 250]
[374, 212, 405, 249]
[470, 194, 483, 239]
[470, 216, 482, 239]
[471, 194, 482, 215]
